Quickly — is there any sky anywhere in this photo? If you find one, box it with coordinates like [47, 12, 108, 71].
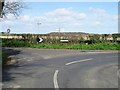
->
[0, 2, 118, 34]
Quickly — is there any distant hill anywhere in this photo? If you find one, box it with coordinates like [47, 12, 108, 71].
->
[47, 32, 89, 35]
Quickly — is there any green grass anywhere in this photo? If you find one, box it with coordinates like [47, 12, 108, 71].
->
[2, 39, 31, 47]
[30, 43, 120, 50]
[1, 51, 8, 66]
[0, 33, 10, 36]
[2, 39, 120, 50]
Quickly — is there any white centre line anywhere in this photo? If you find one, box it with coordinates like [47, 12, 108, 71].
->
[53, 70, 59, 90]
[65, 58, 93, 66]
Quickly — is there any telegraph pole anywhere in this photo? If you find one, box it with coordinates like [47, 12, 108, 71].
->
[36, 21, 41, 44]
[58, 27, 61, 40]
[37, 22, 41, 32]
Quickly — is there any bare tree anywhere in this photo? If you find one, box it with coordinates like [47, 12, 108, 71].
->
[0, 0, 4, 18]
[0, 0, 24, 18]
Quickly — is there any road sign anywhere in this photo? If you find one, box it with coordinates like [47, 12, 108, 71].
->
[39, 37, 43, 42]
[60, 39, 69, 43]
[36, 37, 43, 43]
[7, 28, 10, 33]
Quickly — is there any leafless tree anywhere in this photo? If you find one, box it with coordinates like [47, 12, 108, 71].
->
[0, 0, 4, 18]
[0, 0, 24, 18]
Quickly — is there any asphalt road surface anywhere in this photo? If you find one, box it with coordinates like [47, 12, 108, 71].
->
[2, 48, 119, 88]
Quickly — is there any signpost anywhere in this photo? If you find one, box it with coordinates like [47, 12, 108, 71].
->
[7, 28, 10, 39]
[36, 37, 43, 44]
[60, 39, 69, 43]
[39, 37, 43, 42]
[7, 28, 10, 33]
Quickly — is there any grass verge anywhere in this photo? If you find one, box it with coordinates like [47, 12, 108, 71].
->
[30, 43, 120, 50]
[2, 39, 120, 50]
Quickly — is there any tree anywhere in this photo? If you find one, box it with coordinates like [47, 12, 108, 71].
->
[79, 37, 84, 44]
[112, 34, 120, 42]
[89, 34, 100, 44]
[0, 0, 4, 18]
[102, 34, 109, 41]
[0, 0, 24, 18]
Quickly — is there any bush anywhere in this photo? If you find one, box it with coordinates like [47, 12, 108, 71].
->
[1, 52, 8, 66]
[2, 39, 31, 47]
[2, 38, 120, 50]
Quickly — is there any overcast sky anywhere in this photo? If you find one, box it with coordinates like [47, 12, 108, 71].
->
[0, 2, 118, 34]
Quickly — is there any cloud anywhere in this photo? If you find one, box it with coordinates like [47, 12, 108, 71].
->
[19, 15, 31, 22]
[74, 22, 83, 26]
[112, 15, 118, 21]
[94, 21, 103, 26]
[89, 7, 108, 21]
[89, 7, 107, 15]
[53, 8, 73, 15]
[3, 14, 16, 20]
[44, 8, 87, 22]
[1, 7, 116, 34]
[3, 8, 87, 26]
[88, 7, 110, 24]
[5, 0, 22, 2]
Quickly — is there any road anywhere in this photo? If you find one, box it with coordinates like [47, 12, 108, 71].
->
[2, 48, 119, 88]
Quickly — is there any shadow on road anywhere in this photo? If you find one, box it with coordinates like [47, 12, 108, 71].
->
[2, 48, 21, 82]
[2, 48, 21, 56]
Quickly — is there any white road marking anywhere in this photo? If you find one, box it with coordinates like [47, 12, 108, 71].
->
[13, 85, 21, 88]
[9, 85, 21, 88]
[65, 58, 93, 66]
[53, 70, 59, 89]
[27, 60, 33, 62]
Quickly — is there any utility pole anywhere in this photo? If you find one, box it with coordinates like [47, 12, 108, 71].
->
[37, 22, 41, 32]
[58, 27, 61, 40]
[36, 21, 41, 44]
[59, 27, 61, 33]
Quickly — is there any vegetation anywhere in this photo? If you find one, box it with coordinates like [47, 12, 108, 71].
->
[0, 0, 24, 18]
[2, 38, 120, 50]
[1, 33, 120, 50]
[1, 51, 8, 66]
[2, 39, 31, 47]
[30, 43, 119, 50]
